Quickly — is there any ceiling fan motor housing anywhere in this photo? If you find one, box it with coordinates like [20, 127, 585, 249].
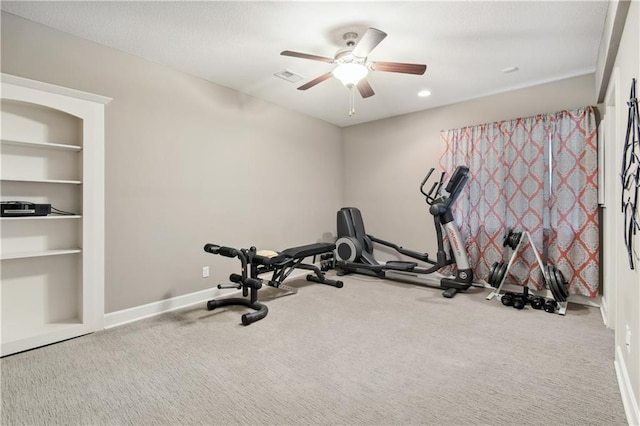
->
[335, 48, 365, 65]
[343, 31, 359, 47]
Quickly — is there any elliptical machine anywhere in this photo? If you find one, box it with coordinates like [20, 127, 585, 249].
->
[334, 165, 473, 298]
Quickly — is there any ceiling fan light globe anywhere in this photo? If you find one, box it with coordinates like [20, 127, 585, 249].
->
[332, 63, 368, 86]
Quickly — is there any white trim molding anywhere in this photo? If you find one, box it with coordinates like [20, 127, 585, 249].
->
[104, 287, 234, 329]
[615, 346, 640, 426]
[104, 267, 315, 328]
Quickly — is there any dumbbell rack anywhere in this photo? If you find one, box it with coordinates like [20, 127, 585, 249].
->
[485, 231, 568, 315]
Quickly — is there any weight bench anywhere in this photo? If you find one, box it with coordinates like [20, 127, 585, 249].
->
[203, 242, 342, 325]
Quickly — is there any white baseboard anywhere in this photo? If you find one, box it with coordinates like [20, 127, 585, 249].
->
[615, 346, 640, 426]
[567, 293, 601, 308]
[600, 299, 609, 327]
[103, 266, 320, 329]
[104, 287, 237, 329]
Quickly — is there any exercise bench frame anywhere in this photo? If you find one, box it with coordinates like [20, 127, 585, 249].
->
[203, 242, 343, 325]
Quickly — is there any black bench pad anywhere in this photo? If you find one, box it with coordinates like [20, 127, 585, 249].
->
[280, 242, 335, 260]
[254, 242, 335, 266]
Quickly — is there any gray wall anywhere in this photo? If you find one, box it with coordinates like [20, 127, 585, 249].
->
[1, 12, 343, 312]
[341, 74, 597, 261]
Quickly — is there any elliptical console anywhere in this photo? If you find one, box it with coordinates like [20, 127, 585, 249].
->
[334, 165, 473, 298]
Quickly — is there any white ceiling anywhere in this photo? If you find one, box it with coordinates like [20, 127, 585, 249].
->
[1, 1, 609, 127]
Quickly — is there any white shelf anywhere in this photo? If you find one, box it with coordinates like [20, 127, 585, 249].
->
[1, 73, 110, 357]
[1, 215, 82, 220]
[1, 248, 82, 261]
[1, 138, 81, 151]
[1, 177, 82, 184]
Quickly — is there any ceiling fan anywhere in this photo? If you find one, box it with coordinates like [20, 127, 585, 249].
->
[281, 27, 427, 116]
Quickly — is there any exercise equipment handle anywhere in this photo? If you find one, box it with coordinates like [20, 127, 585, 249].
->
[204, 243, 238, 258]
[443, 165, 469, 208]
[253, 253, 275, 265]
[218, 283, 242, 290]
[203, 243, 220, 254]
[420, 168, 446, 205]
[244, 277, 263, 289]
[419, 168, 435, 196]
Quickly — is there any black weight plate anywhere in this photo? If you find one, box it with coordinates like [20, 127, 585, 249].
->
[502, 230, 511, 248]
[544, 265, 559, 302]
[550, 267, 563, 300]
[504, 230, 522, 250]
[513, 232, 522, 249]
[488, 262, 499, 287]
[555, 270, 568, 302]
[549, 266, 566, 302]
[496, 262, 508, 286]
[489, 262, 502, 287]
[550, 265, 564, 302]
[554, 268, 569, 299]
[494, 262, 506, 287]
[485, 262, 498, 285]
[546, 265, 562, 302]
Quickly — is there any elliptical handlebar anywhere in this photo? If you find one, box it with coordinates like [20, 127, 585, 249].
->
[443, 166, 469, 208]
[419, 168, 435, 197]
[420, 166, 470, 208]
[420, 168, 446, 205]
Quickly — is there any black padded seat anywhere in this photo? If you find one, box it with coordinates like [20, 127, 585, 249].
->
[280, 242, 335, 260]
[253, 242, 335, 266]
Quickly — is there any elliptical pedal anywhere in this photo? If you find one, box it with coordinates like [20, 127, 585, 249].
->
[385, 261, 418, 271]
[442, 287, 458, 298]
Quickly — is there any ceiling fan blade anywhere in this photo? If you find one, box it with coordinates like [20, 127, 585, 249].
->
[357, 79, 375, 98]
[281, 50, 335, 63]
[370, 61, 427, 75]
[352, 27, 387, 59]
[297, 72, 334, 90]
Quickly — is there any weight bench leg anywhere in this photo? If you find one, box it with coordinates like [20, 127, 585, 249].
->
[306, 274, 344, 288]
[207, 297, 269, 326]
[292, 263, 344, 287]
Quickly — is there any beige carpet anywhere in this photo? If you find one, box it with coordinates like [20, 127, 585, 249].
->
[1, 273, 628, 425]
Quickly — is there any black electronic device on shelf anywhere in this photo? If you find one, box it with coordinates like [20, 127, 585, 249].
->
[1, 201, 51, 217]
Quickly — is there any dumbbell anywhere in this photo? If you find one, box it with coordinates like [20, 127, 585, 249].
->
[531, 296, 546, 310]
[543, 299, 558, 313]
[512, 294, 528, 310]
[501, 291, 515, 307]
[500, 292, 527, 309]
[500, 287, 533, 310]
[530, 296, 558, 313]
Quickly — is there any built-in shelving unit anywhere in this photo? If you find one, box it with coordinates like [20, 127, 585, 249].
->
[1, 73, 111, 357]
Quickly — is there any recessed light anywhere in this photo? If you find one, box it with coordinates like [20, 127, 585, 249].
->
[418, 90, 431, 97]
[502, 66, 519, 74]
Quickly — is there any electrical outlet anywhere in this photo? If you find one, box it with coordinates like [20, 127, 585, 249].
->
[625, 325, 631, 354]
[202, 266, 210, 278]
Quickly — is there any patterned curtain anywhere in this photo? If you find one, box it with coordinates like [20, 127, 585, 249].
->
[440, 107, 599, 297]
